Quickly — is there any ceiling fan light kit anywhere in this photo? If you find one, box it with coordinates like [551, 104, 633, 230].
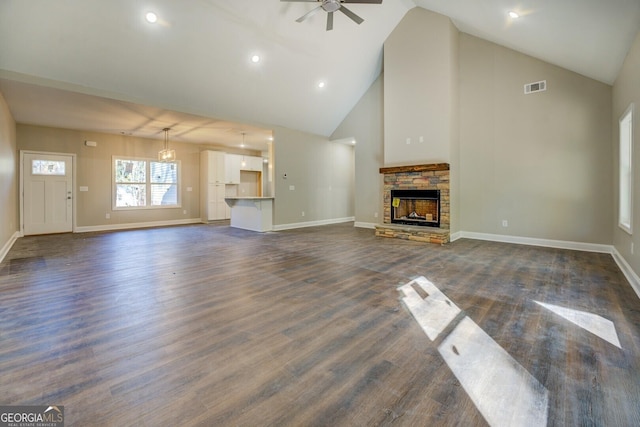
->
[283, 0, 382, 31]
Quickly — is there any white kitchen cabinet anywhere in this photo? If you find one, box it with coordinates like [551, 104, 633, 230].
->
[224, 184, 237, 219]
[201, 150, 225, 184]
[225, 154, 241, 184]
[238, 155, 263, 172]
[207, 183, 227, 221]
[200, 150, 227, 221]
[248, 156, 264, 172]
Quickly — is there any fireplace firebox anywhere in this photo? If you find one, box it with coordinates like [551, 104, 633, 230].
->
[390, 189, 440, 227]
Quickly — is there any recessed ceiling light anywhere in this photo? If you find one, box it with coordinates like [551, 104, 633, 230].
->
[318, 81, 326, 89]
[145, 12, 158, 23]
[508, 11, 519, 19]
[251, 55, 260, 63]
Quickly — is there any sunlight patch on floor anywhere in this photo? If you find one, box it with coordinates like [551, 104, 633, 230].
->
[397, 276, 461, 340]
[399, 276, 548, 427]
[439, 317, 549, 427]
[534, 301, 622, 349]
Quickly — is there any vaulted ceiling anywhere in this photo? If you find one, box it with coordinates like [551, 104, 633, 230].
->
[1, 0, 639, 151]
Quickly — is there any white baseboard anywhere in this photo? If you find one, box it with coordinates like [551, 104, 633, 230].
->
[611, 247, 640, 299]
[459, 230, 640, 301]
[74, 218, 203, 233]
[0, 231, 21, 264]
[450, 231, 462, 242]
[458, 231, 613, 253]
[273, 217, 355, 231]
[354, 222, 376, 229]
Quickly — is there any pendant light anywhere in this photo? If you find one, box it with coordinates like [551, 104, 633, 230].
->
[158, 127, 176, 162]
[241, 132, 247, 167]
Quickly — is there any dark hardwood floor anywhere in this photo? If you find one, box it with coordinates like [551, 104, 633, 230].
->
[1, 223, 639, 426]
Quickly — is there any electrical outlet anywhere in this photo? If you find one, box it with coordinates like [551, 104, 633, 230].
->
[502, 220, 508, 227]
[632, 243, 635, 254]
[106, 213, 110, 219]
[302, 211, 305, 217]
[183, 210, 187, 215]
[374, 212, 378, 218]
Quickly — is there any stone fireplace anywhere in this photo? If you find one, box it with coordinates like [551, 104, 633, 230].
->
[376, 163, 450, 244]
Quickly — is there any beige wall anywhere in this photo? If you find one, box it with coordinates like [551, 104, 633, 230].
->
[12, 123, 355, 232]
[383, 7, 458, 167]
[448, 21, 460, 234]
[459, 34, 612, 243]
[0, 91, 17, 252]
[272, 126, 354, 227]
[17, 124, 202, 229]
[334, 27, 613, 243]
[612, 30, 640, 275]
[331, 75, 384, 226]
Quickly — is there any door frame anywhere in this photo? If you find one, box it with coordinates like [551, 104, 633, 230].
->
[20, 150, 77, 236]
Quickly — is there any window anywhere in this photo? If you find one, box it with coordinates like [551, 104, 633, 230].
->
[32, 160, 66, 176]
[150, 161, 178, 206]
[113, 157, 180, 209]
[619, 104, 633, 234]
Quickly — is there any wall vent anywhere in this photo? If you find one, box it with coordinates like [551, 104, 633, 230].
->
[524, 80, 546, 94]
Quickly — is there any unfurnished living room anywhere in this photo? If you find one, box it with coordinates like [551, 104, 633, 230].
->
[1, 1, 639, 426]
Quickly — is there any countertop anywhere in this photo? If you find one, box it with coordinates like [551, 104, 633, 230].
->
[224, 196, 274, 200]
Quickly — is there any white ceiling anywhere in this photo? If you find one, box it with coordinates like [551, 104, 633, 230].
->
[1, 0, 639, 152]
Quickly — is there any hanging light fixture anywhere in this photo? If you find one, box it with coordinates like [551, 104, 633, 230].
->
[158, 127, 176, 162]
[241, 132, 247, 167]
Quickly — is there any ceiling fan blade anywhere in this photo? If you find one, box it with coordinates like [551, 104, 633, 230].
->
[326, 11, 334, 31]
[342, 0, 383, 3]
[339, 6, 364, 25]
[296, 5, 323, 23]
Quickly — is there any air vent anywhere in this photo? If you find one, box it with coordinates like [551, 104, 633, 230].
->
[524, 80, 546, 94]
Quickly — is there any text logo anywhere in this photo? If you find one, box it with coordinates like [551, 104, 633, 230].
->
[0, 405, 64, 427]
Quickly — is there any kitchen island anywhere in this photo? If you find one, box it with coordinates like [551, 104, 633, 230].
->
[224, 197, 274, 232]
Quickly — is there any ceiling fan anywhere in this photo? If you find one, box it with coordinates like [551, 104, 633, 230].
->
[282, 0, 383, 31]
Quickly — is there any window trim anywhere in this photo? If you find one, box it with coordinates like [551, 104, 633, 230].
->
[618, 103, 634, 235]
[112, 155, 182, 210]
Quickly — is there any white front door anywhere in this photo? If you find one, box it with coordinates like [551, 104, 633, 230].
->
[23, 153, 73, 235]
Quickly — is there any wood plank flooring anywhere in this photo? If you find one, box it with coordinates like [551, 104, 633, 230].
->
[1, 223, 639, 426]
